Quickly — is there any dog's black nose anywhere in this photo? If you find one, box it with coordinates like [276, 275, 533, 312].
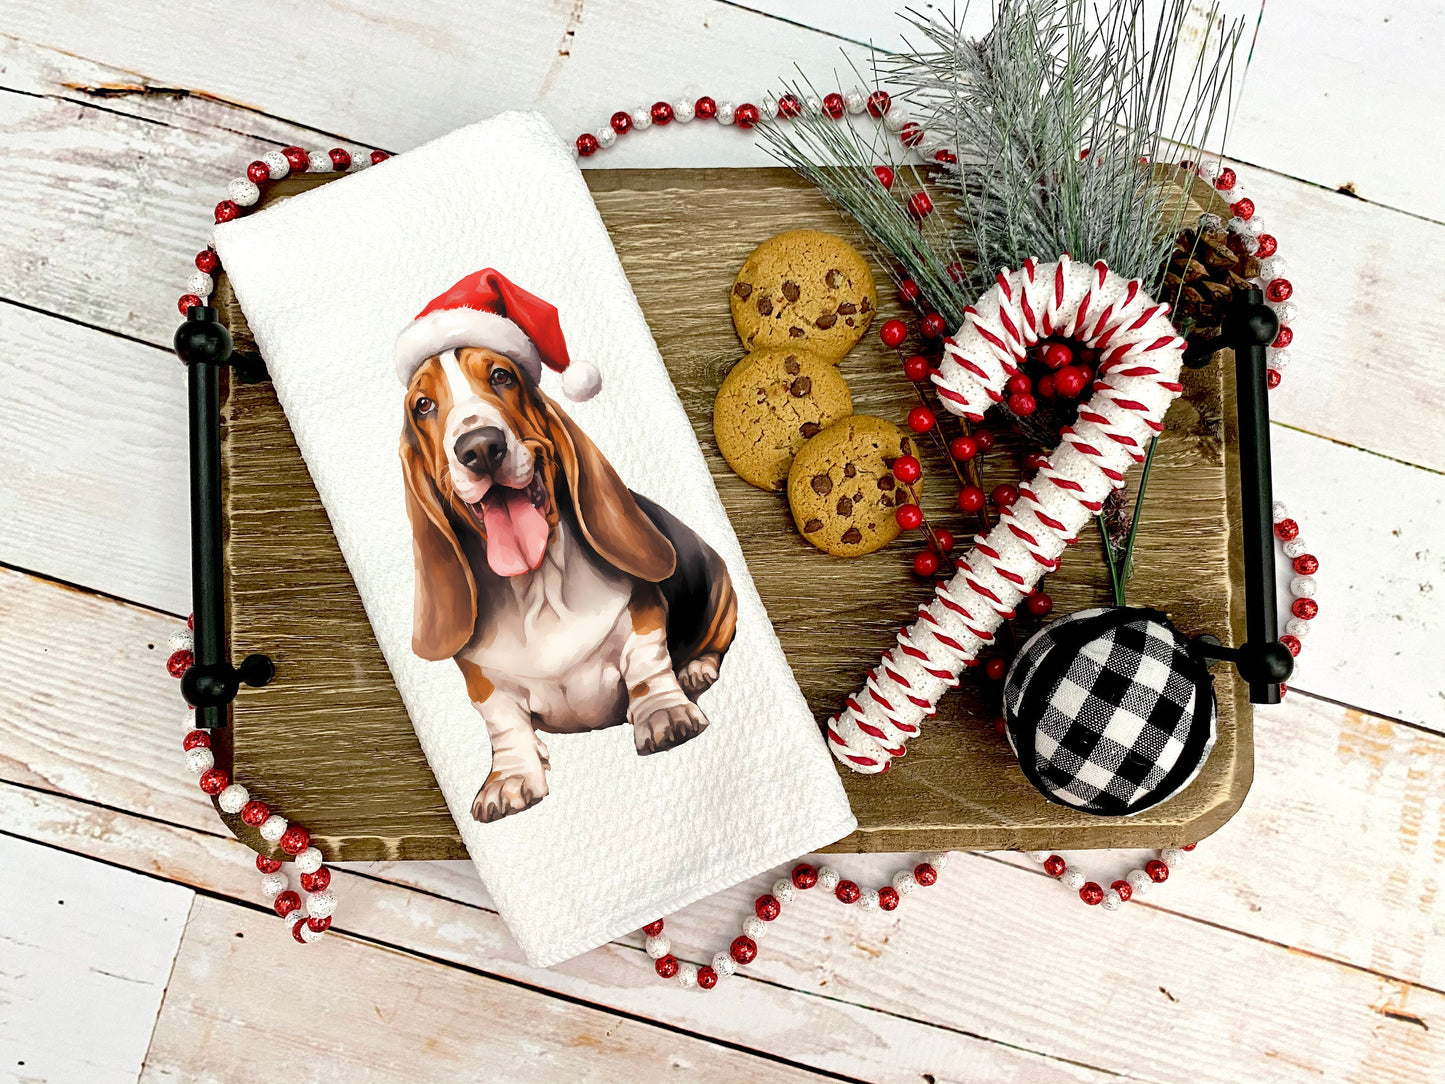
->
[455, 426, 508, 475]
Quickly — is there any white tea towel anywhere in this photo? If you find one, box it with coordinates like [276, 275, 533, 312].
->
[214, 111, 856, 967]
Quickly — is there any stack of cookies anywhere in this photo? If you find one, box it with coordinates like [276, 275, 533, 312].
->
[712, 230, 920, 557]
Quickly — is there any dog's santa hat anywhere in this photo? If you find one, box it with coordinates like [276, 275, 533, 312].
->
[394, 268, 601, 401]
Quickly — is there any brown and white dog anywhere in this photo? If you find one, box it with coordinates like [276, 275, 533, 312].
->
[400, 345, 737, 823]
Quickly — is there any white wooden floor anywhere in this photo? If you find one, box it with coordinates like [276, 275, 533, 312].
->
[1, 3, 1442, 1081]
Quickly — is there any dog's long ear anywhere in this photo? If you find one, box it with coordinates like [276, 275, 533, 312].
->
[400, 435, 477, 660]
[545, 396, 675, 583]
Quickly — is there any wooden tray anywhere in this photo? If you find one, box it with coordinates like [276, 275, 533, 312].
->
[208, 167, 1252, 862]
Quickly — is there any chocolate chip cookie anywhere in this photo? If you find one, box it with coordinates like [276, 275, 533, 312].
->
[713, 349, 853, 491]
[787, 415, 920, 557]
[730, 230, 877, 358]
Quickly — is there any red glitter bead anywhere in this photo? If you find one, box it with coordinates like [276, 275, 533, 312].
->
[695, 96, 717, 120]
[651, 101, 674, 125]
[983, 657, 1007, 681]
[1280, 634, 1302, 657]
[195, 250, 220, 274]
[1280, 682, 1288, 697]
[273, 890, 301, 918]
[575, 133, 599, 157]
[921, 312, 947, 339]
[899, 122, 924, 147]
[1215, 167, 1237, 190]
[1231, 197, 1255, 220]
[907, 192, 934, 220]
[1042, 342, 1073, 369]
[873, 165, 895, 190]
[696, 965, 718, 989]
[1266, 278, 1293, 303]
[279, 825, 311, 856]
[755, 894, 782, 921]
[950, 436, 978, 461]
[1272, 326, 1293, 349]
[642, 919, 664, 937]
[300, 867, 331, 893]
[931, 529, 955, 552]
[1274, 518, 1299, 541]
[246, 160, 270, 184]
[934, 149, 957, 164]
[198, 768, 228, 795]
[821, 92, 845, 119]
[1293, 553, 1319, 575]
[913, 550, 941, 577]
[835, 879, 861, 904]
[214, 200, 239, 223]
[734, 103, 761, 128]
[1255, 234, 1278, 258]
[779, 93, 803, 118]
[1146, 860, 1169, 883]
[240, 800, 270, 827]
[957, 486, 985, 514]
[291, 918, 310, 944]
[1267, 369, 1282, 389]
[1008, 392, 1037, 416]
[655, 954, 679, 978]
[166, 649, 194, 677]
[178, 294, 201, 315]
[184, 730, 210, 751]
[1112, 879, 1132, 902]
[256, 854, 283, 874]
[893, 454, 923, 483]
[730, 935, 758, 965]
[867, 90, 891, 117]
[991, 484, 1019, 508]
[792, 864, 818, 889]
[1080, 882, 1105, 906]
[895, 504, 923, 530]
[906, 406, 936, 434]
[994, 717, 1007, 736]
[903, 354, 931, 382]
[187, 614, 195, 629]
[329, 147, 352, 171]
[914, 863, 938, 886]
[281, 146, 309, 172]
[879, 319, 907, 348]
[1292, 597, 1318, 621]
[1027, 592, 1054, 617]
[306, 916, 332, 933]
[877, 886, 900, 911]
[610, 111, 633, 134]
[974, 429, 995, 452]
[1184, 843, 1197, 852]
[898, 278, 920, 305]
[370, 150, 390, 164]
[1044, 855, 1066, 877]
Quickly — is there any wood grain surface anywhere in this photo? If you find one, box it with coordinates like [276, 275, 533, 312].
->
[211, 167, 1250, 861]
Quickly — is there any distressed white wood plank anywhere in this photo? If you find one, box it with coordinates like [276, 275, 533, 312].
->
[0, 302, 189, 614]
[142, 895, 833, 1084]
[0, 834, 192, 1084]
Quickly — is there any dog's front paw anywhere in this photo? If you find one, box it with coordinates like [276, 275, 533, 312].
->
[678, 652, 721, 700]
[634, 702, 710, 756]
[470, 765, 549, 823]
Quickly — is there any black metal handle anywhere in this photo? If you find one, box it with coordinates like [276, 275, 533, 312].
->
[175, 306, 274, 727]
[1184, 289, 1293, 703]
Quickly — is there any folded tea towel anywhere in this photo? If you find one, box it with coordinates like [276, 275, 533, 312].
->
[214, 112, 856, 967]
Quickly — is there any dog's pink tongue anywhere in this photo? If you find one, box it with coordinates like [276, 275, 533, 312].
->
[482, 487, 549, 576]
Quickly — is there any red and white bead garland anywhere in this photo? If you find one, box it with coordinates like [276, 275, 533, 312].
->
[167, 620, 337, 945]
[1025, 845, 1195, 909]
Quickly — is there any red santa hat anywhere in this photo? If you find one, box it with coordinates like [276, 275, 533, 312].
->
[393, 268, 601, 401]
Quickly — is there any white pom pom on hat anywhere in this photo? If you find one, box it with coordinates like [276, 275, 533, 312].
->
[393, 268, 601, 401]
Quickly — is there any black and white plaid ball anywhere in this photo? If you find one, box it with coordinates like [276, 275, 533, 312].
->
[1003, 607, 1217, 816]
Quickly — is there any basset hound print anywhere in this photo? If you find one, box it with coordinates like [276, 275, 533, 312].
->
[395, 270, 737, 823]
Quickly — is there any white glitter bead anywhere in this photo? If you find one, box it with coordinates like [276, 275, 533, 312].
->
[676, 962, 698, 988]
[186, 271, 213, 298]
[858, 889, 879, 911]
[1197, 212, 1223, 232]
[1161, 847, 1186, 865]
[259, 872, 288, 898]
[218, 783, 250, 814]
[1060, 867, 1085, 890]
[885, 108, 909, 132]
[845, 88, 867, 114]
[295, 846, 324, 874]
[1126, 869, 1154, 895]
[227, 177, 260, 206]
[259, 814, 288, 842]
[1101, 889, 1123, 911]
[716, 102, 736, 125]
[1268, 349, 1292, 372]
[1198, 161, 1220, 181]
[892, 870, 917, 895]
[1272, 501, 1290, 522]
[261, 150, 290, 179]
[630, 107, 652, 131]
[645, 934, 671, 959]
[1270, 300, 1298, 324]
[917, 134, 943, 154]
[306, 888, 337, 919]
[817, 866, 840, 891]
[803, 95, 821, 115]
[298, 919, 324, 943]
[1223, 177, 1245, 200]
[771, 878, 795, 903]
[1229, 218, 1262, 245]
[596, 126, 616, 149]
[1291, 575, 1317, 598]
[1259, 255, 1289, 280]
[1026, 850, 1050, 863]
[672, 97, 694, 122]
[742, 915, 766, 940]
[168, 629, 194, 652]
[761, 95, 780, 120]
[1282, 539, 1308, 559]
[305, 150, 331, 172]
[1286, 617, 1311, 638]
[926, 852, 950, 871]
[350, 152, 371, 171]
[184, 746, 214, 774]
[181, 709, 196, 730]
[712, 951, 736, 977]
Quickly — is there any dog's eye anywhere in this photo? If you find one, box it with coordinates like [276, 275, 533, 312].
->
[489, 368, 516, 388]
[413, 396, 436, 417]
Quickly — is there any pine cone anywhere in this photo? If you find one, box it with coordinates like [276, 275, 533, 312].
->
[1161, 224, 1260, 343]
